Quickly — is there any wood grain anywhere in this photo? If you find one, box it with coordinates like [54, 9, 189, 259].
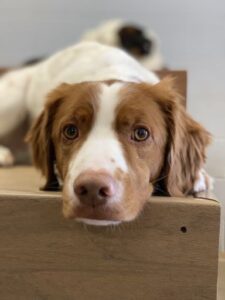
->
[0, 167, 220, 300]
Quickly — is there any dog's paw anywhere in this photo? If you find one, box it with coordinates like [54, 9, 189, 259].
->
[0, 146, 14, 167]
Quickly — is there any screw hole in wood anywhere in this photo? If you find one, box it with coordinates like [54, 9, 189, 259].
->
[180, 226, 187, 233]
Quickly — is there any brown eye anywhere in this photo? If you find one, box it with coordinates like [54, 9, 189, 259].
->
[132, 127, 149, 142]
[63, 124, 79, 140]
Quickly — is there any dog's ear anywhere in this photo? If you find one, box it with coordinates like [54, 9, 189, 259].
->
[26, 83, 70, 191]
[153, 77, 211, 196]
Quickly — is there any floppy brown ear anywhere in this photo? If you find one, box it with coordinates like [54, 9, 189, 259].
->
[26, 107, 59, 191]
[26, 84, 70, 191]
[153, 77, 212, 196]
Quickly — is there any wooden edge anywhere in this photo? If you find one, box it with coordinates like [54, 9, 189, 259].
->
[0, 167, 219, 207]
[0, 189, 220, 209]
[196, 190, 219, 202]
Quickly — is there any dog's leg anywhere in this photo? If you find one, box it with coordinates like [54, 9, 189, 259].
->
[0, 67, 35, 166]
[0, 67, 34, 138]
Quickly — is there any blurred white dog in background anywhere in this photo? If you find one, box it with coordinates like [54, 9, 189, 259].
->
[82, 19, 164, 70]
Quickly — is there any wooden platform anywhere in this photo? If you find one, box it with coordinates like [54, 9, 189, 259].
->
[0, 167, 221, 300]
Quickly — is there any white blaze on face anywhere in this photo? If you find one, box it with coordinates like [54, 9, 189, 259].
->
[65, 82, 128, 204]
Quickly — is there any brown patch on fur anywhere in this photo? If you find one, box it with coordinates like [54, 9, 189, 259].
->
[138, 77, 211, 196]
[114, 167, 153, 221]
[103, 79, 122, 85]
[26, 82, 100, 190]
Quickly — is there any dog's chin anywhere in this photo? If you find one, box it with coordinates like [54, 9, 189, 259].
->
[63, 202, 124, 223]
[63, 199, 143, 225]
[76, 218, 121, 226]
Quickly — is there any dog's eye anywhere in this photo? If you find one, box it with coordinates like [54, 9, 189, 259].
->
[132, 127, 149, 142]
[63, 124, 79, 140]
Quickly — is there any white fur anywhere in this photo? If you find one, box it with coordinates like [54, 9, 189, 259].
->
[82, 19, 164, 70]
[64, 82, 128, 206]
[194, 169, 213, 192]
[0, 42, 159, 135]
[0, 146, 14, 166]
[26, 42, 159, 118]
[76, 218, 121, 226]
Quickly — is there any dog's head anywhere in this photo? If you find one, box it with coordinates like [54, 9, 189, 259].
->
[27, 79, 211, 225]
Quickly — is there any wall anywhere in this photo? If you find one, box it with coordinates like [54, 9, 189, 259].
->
[0, 0, 224, 236]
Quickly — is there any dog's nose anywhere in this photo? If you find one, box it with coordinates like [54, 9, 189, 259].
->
[74, 172, 116, 207]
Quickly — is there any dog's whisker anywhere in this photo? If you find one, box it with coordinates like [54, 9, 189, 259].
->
[150, 174, 168, 185]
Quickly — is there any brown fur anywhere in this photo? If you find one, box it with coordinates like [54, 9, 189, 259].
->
[138, 77, 211, 196]
[26, 82, 100, 190]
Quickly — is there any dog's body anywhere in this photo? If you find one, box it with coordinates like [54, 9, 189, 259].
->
[0, 42, 158, 137]
[0, 42, 211, 225]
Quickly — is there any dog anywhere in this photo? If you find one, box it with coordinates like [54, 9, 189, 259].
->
[82, 19, 164, 70]
[0, 42, 211, 225]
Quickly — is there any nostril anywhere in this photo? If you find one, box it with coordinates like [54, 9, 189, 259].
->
[75, 185, 88, 196]
[99, 183, 115, 198]
[99, 186, 110, 198]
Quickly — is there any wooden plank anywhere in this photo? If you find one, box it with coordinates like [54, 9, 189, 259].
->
[0, 167, 220, 300]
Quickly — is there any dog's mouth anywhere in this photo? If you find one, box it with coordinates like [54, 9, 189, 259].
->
[64, 202, 124, 224]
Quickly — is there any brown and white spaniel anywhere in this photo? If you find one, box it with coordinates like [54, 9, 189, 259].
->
[0, 42, 211, 225]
